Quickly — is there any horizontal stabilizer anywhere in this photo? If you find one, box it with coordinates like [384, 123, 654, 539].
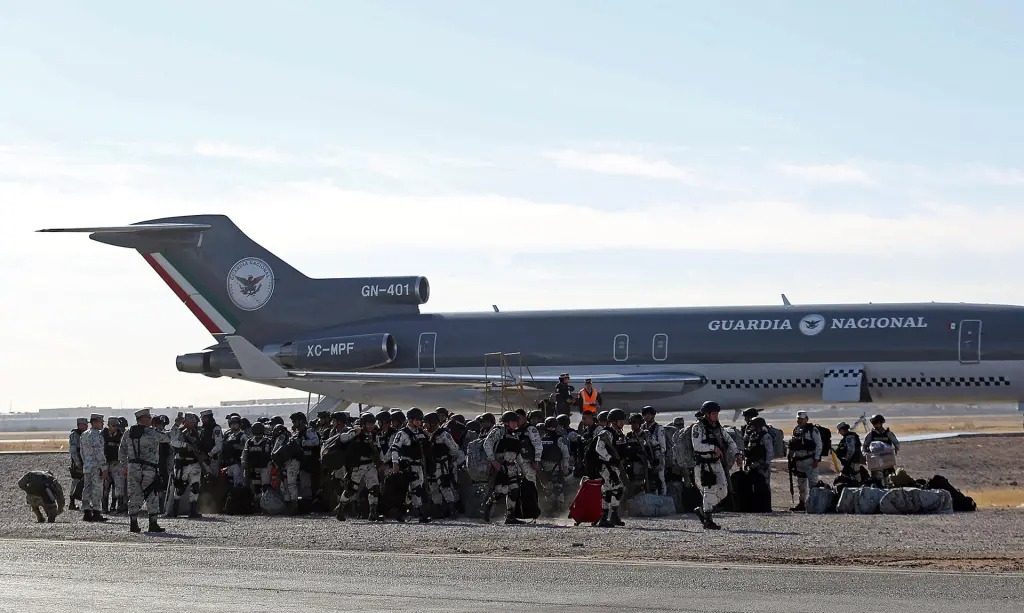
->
[225, 336, 288, 379]
[37, 223, 212, 233]
[289, 370, 516, 386]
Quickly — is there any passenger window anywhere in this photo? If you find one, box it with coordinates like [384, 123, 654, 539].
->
[652, 333, 668, 361]
[613, 334, 629, 362]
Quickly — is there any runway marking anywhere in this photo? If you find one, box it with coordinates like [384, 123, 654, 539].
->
[1, 537, 1020, 578]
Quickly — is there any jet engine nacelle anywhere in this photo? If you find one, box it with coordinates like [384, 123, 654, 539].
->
[354, 276, 429, 305]
[271, 333, 398, 370]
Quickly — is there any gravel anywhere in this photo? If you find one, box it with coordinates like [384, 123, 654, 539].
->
[3, 440, 1023, 572]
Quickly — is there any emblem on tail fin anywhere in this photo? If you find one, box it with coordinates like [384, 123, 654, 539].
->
[227, 257, 275, 311]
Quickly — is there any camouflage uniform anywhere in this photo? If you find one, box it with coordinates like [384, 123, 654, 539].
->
[102, 421, 126, 513]
[426, 427, 466, 510]
[388, 426, 428, 517]
[692, 418, 739, 513]
[241, 432, 274, 495]
[67, 420, 86, 509]
[789, 423, 823, 508]
[221, 427, 249, 487]
[336, 427, 382, 519]
[170, 419, 206, 514]
[18, 471, 64, 522]
[643, 420, 668, 495]
[283, 427, 320, 504]
[538, 428, 570, 513]
[119, 412, 170, 530]
[481, 424, 522, 522]
[594, 426, 626, 520]
[80, 419, 107, 515]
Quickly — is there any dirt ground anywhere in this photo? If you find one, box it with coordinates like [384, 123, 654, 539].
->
[2, 436, 1022, 572]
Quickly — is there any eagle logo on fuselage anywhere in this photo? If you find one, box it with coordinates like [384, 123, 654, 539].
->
[799, 314, 826, 336]
[226, 257, 275, 311]
[234, 274, 265, 297]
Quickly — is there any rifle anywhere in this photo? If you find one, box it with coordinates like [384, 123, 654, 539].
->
[787, 454, 795, 504]
[179, 435, 213, 476]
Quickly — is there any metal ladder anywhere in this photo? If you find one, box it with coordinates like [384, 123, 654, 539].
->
[482, 351, 537, 414]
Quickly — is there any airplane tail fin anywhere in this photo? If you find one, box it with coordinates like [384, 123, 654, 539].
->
[39, 214, 428, 343]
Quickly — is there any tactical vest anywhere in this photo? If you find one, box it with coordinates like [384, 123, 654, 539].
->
[646, 422, 664, 452]
[515, 425, 536, 461]
[695, 420, 726, 463]
[396, 427, 424, 462]
[841, 432, 865, 463]
[431, 435, 451, 461]
[245, 437, 272, 469]
[744, 429, 769, 463]
[176, 427, 199, 462]
[196, 425, 216, 454]
[540, 431, 563, 463]
[494, 431, 522, 455]
[222, 430, 245, 465]
[790, 424, 817, 454]
[102, 428, 122, 462]
[350, 431, 377, 465]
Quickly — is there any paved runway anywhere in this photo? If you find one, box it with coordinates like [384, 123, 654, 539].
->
[1, 538, 1021, 612]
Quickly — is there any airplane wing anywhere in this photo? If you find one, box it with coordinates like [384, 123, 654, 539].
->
[225, 335, 707, 391]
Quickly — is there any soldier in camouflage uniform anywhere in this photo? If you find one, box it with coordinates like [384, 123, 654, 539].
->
[118, 408, 170, 533]
[17, 470, 65, 523]
[102, 416, 126, 514]
[79, 413, 109, 522]
[170, 412, 206, 519]
[336, 413, 382, 521]
[481, 411, 525, 525]
[388, 407, 430, 523]
[67, 417, 87, 511]
[221, 415, 249, 488]
[424, 412, 466, 518]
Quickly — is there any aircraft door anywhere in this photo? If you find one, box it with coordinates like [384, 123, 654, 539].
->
[958, 320, 981, 364]
[822, 364, 873, 403]
[418, 332, 437, 372]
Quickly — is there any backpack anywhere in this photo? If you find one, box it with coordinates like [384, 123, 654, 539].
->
[673, 424, 695, 467]
[927, 474, 976, 512]
[466, 438, 491, 482]
[816, 425, 832, 453]
[661, 425, 677, 469]
[766, 425, 786, 459]
[319, 433, 349, 472]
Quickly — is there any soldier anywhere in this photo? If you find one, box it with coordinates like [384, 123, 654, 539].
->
[118, 409, 169, 533]
[18, 470, 65, 523]
[591, 408, 628, 527]
[198, 410, 224, 474]
[787, 410, 822, 512]
[390, 409, 407, 432]
[477, 412, 496, 439]
[241, 422, 274, 498]
[221, 415, 249, 489]
[102, 416, 126, 514]
[835, 422, 866, 482]
[624, 413, 652, 493]
[376, 411, 396, 462]
[327, 411, 349, 438]
[336, 412, 382, 521]
[553, 373, 575, 416]
[597, 410, 610, 430]
[284, 412, 320, 513]
[575, 410, 600, 478]
[240, 418, 253, 439]
[641, 406, 668, 496]
[691, 401, 741, 530]
[538, 417, 570, 514]
[556, 414, 577, 473]
[862, 414, 900, 483]
[67, 417, 87, 511]
[79, 413, 109, 522]
[422, 412, 466, 518]
[388, 407, 430, 523]
[481, 411, 525, 525]
[738, 408, 761, 438]
[169, 412, 207, 519]
[742, 416, 774, 512]
[151, 415, 172, 514]
[514, 409, 543, 493]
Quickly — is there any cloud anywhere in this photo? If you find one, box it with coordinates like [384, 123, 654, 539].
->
[193, 141, 289, 163]
[978, 167, 1024, 186]
[0, 146, 149, 184]
[542, 149, 699, 184]
[775, 163, 874, 185]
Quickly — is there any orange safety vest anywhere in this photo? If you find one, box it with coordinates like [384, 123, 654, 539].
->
[580, 388, 600, 413]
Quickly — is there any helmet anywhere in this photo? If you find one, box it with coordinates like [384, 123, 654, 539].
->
[156, 415, 169, 426]
[435, 407, 450, 418]
[597, 410, 610, 422]
[480, 412, 496, 424]
[837, 421, 851, 430]
[544, 416, 558, 429]
[528, 410, 543, 421]
[376, 410, 392, 422]
[424, 412, 440, 425]
[270, 416, 284, 426]
[500, 411, 519, 424]
[750, 417, 767, 429]
[700, 401, 722, 415]
[608, 408, 627, 422]
[331, 411, 347, 420]
[742, 408, 760, 419]
[391, 410, 406, 422]
[359, 413, 376, 426]
[240, 418, 251, 429]
[406, 407, 424, 421]
[257, 417, 270, 423]
[272, 424, 289, 437]
[451, 414, 467, 424]
[289, 412, 307, 422]
[556, 414, 571, 428]
[870, 414, 886, 425]
[250, 423, 265, 436]
[628, 413, 643, 424]
[672, 417, 686, 428]
[641, 405, 656, 416]
[228, 415, 241, 425]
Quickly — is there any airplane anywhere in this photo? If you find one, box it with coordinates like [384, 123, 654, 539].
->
[39, 214, 1024, 414]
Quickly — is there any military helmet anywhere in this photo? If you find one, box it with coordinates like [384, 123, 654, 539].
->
[628, 412, 643, 424]
[272, 424, 289, 437]
[289, 411, 307, 422]
[359, 412, 376, 426]
[700, 401, 722, 415]
[608, 408, 627, 422]
[451, 414, 467, 424]
[406, 407, 424, 421]
[390, 409, 406, 421]
[376, 410, 392, 422]
[480, 412, 496, 424]
[870, 414, 886, 425]
[742, 408, 760, 419]
[556, 414, 571, 428]
[240, 418, 252, 429]
[228, 415, 241, 424]
[500, 411, 519, 424]
[250, 422, 266, 436]
[528, 409, 543, 421]
[596, 410, 610, 422]
[837, 421, 851, 430]
[435, 407, 450, 418]
[544, 416, 558, 428]
[270, 415, 284, 426]
[331, 411, 347, 420]
[750, 417, 767, 429]
[424, 412, 440, 425]
[641, 405, 657, 416]
[672, 417, 686, 428]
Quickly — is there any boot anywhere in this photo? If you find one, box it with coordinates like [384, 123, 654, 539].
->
[597, 508, 615, 528]
[504, 516, 524, 525]
[188, 502, 202, 519]
[116, 497, 127, 514]
[790, 502, 806, 512]
[418, 513, 431, 524]
[83, 511, 93, 522]
[612, 509, 625, 527]
[367, 504, 379, 522]
[102, 498, 109, 514]
[69, 500, 78, 511]
[704, 511, 721, 530]
[286, 501, 299, 516]
[481, 501, 493, 523]
[395, 506, 407, 523]
[33, 509, 45, 523]
[693, 506, 706, 523]
[336, 502, 347, 522]
[93, 511, 109, 522]
[129, 515, 141, 533]
[146, 515, 166, 534]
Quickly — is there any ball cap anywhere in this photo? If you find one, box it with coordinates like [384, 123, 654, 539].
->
[76, 417, 89, 425]
[134, 409, 151, 419]
[796, 410, 809, 419]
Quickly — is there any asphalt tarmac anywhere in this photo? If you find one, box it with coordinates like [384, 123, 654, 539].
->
[1, 538, 1022, 613]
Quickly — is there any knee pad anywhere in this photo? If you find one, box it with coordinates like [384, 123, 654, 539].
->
[507, 490, 520, 502]
[368, 485, 380, 498]
[411, 485, 424, 498]
[173, 479, 187, 496]
[189, 483, 200, 495]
